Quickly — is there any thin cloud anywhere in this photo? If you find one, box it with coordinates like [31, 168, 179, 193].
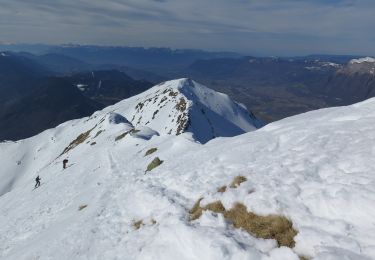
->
[0, 0, 374, 55]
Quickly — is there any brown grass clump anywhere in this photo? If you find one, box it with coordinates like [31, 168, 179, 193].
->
[94, 130, 104, 138]
[224, 203, 297, 247]
[217, 186, 227, 193]
[205, 201, 226, 213]
[133, 220, 144, 230]
[60, 128, 94, 155]
[78, 204, 88, 211]
[230, 176, 247, 188]
[115, 132, 128, 141]
[145, 148, 158, 156]
[189, 199, 225, 220]
[189, 199, 297, 248]
[189, 198, 204, 221]
[146, 157, 163, 172]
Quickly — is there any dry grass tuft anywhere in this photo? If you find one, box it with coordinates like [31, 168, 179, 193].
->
[189, 199, 225, 220]
[145, 148, 158, 156]
[189, 198, 204, 221]
[60, 128, 94, 155]
[78, 204, 88, 211]
[189, 199, 297, 248]
[230, 176, 247, 188]
[224, 203, 297, 248]
[217, 186, 227, 193]
[146, 157, 163, 172]
[115, 132, 128, 141]
[94, 130, 104, 138]
[133, 220, 144, 230]
[205, 201, 226, 213]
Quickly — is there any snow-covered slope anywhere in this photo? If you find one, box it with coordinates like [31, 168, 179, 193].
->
[1, 86, 375, 259]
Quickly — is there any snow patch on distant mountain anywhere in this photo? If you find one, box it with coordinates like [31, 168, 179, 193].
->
[349, 57, 375, 64]
[338, 57, 375, 75]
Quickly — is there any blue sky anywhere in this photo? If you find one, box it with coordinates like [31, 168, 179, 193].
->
[0, 0, 374, 55]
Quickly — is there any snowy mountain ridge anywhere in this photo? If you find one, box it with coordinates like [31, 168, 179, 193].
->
[107, 78, 262, 143]
[342, 57, 375, 75]
[1, 80, 375, 259]
[349, 57, 375, 64]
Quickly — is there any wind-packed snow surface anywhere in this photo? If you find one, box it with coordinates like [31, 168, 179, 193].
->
[0, 79, 375, 259]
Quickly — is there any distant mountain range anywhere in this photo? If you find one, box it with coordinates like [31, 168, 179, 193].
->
[1, 44, 375, 140]
[181, 56, 375, 121]
[0, 52, 152, 141]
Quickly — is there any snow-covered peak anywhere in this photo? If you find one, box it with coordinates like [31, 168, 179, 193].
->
[108, 78, 263, 143]
[338, 57, 375, 75]
[349, 57, 375, 64]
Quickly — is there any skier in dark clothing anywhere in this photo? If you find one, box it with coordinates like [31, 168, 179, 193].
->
[35, 175, 41, 188]
[63, 159, 69, 169]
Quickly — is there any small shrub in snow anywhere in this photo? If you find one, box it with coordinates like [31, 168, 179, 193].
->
[94, 130, 104, 138]
[230, 176, 247, 188]
[217, 176, 247, 192]
[217, 186, 227, 193]
[189, 198, 204, 221]
[60, 128, 94, 155]
[115, 132, 129, 141]
[146, 157, 163, 172]
[78, 204, 88, 211]
[145, 148, 158, 156]
[133, 220, 144, 230]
